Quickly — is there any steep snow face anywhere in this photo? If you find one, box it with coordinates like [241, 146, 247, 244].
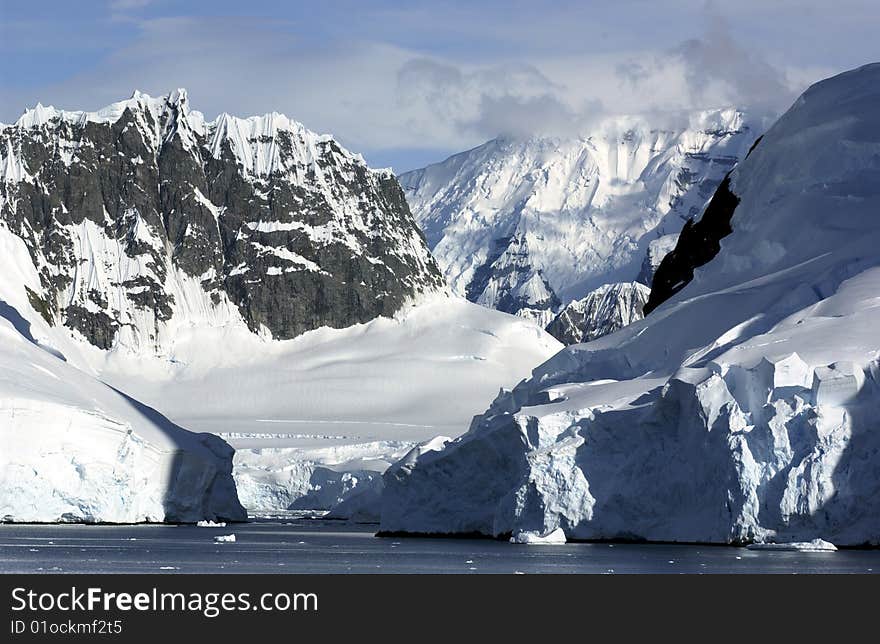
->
[401, 109, 761, 323]
[545, 282, 649, 345]
[381, 64, 880, 545]
[0, 89, 444, 354]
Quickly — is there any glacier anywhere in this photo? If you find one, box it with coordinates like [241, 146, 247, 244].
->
[0, 318, 245, 524]
[381, 63, 880, 546]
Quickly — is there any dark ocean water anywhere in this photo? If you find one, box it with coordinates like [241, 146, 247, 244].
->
[1, 519, 877, 574]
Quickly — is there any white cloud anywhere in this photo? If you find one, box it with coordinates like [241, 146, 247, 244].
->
[672, 11, 795, 111]
[394, 58, 600, 141]
[109, 0, 153, 10]
[2, 3, 866, 167]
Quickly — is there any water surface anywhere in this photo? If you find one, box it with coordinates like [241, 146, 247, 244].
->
[1, 518, 877, 574]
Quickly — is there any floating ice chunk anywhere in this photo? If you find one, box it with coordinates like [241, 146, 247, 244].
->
[747, 539, 837, 552]
[812, 362, 865, 406]
[214, 534, 236, 543]
[510, 527, 567, 544]
[197, 520, 227, 527]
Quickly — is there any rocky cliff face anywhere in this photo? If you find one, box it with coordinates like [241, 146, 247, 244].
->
[0, 89, 444, 352]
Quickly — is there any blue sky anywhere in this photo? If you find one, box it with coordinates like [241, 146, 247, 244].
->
[1, 0, 878, 171]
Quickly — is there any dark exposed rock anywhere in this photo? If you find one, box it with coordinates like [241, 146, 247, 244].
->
[65, 304, 118, 350]
[25, 287, 54, 325]
[643, 174, 741, 315]
[0, 91, 444, 349]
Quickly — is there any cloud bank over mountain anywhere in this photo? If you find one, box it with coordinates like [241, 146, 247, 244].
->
[1, 1, 873, 169]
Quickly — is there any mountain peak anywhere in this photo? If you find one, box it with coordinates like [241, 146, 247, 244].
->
[15, 101, 58, 128]
[167, 87, 188, 106]
[0, 90, 445, 352]
[401, 105, 762, 328]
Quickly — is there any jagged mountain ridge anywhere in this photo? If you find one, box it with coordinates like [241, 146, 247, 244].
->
[401, 108, 765, 329]
[0, 89, 444, 352]
[545, 281, 650, 345]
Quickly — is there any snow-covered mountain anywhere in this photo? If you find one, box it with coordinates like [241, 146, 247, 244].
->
[401, 109, 764, 330]
[381, 63, 880, 546]
[0, 90, 560, 521]
[0, 89, 444, 354]
[545, 281, 649, 345]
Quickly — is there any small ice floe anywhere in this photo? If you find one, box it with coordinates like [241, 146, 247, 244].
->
[747, 538, 837, 552]
[509, 527, 567, 545]
[214, 534, 236, 543]
[197, 520, 227, 528]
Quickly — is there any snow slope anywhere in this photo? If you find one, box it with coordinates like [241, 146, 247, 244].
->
[84, 295, 561, 518]
[401, 109, 764, 323]
[381, 64, 880, 546]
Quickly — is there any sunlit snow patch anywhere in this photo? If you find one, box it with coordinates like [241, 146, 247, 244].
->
[510, 528, 567, 545]
[747, 539, 837, 552]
